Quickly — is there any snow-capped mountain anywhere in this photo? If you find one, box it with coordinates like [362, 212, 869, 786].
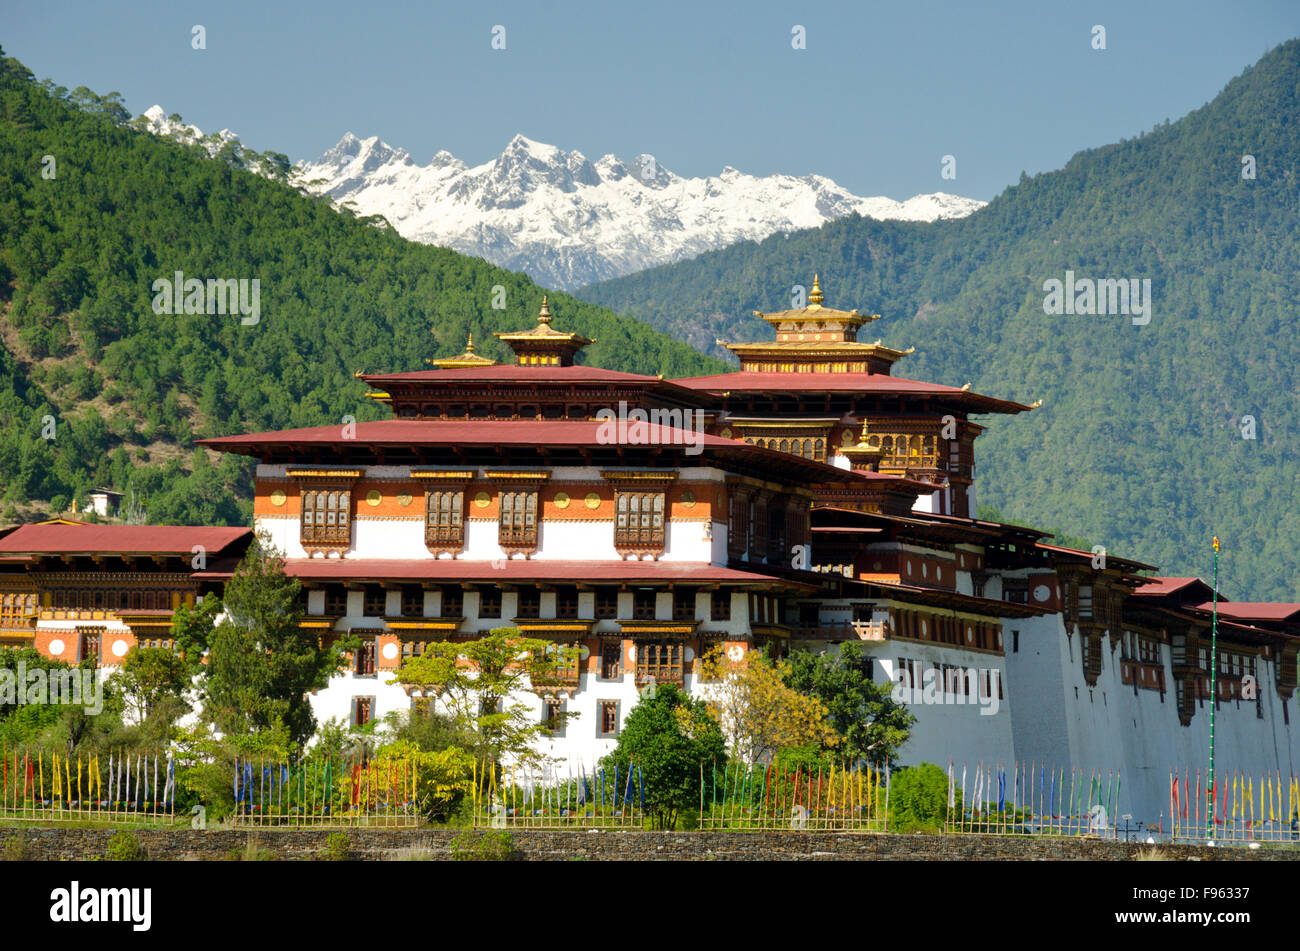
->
[298, 133, 985, 289]
[135, 106, 984, 289]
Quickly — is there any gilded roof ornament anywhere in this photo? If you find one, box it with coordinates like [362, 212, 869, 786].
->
[808, 274, 824, 307]
[538, 295, 553, 325]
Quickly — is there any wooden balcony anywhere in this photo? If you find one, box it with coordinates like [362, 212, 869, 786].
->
[790, 620, 888, 642]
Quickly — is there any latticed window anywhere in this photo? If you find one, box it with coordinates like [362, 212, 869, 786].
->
[301, 489, 352, 545]
[594, 587, 619, 620]
[363, 588, 387, 617]
[425, 489, 464, 549]
[479, 588, 502, 619]
[615, 491, 665, 549]
[633, 589, 657, 620]
[401, 638, 429, 660]
[440, 587, 463, 618]
[555, 586, 579, 619]
[355, 635, 377, 675]
[672, 588, 696, 621]
[727, 491, 749, 559]
[325, 588, 348, 615]
[711, 590, 731, 621]
[600, 639, 622, 679]
[78, 629, 100, 668]
[636, 642, 683, 685]
[516, 588, 541, 619]
[499, 491, 539, 547]
[401, 587, 424, 618]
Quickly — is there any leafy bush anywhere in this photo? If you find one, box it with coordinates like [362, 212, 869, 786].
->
[318, 832, 351, 861]
[105, 830, 146, 861]
[888, 762, 956, 833]
[450, 830, 513, 861]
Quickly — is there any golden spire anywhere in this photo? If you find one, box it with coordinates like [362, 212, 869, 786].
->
[808, 274, 824, 306]
[537, 295, 553, 325]
[857, 416, 871, 446]
[465, 332, 476, 353]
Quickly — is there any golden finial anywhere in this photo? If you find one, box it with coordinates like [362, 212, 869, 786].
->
[808, 274, 824, 306]
[538, 295, 553, 325]
[857, 417, 871, 446]
[1029, 398, 1044, 409]
[353, 370, 364, 378]
[960, 382, 972, 392]
[465, 332, 476, 353]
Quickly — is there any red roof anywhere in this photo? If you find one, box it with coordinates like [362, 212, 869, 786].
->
[0, 524, 252, 557]
[1132, 576, 1213, 598]
[201, 418, 741, 450]
[670, 372, 1034, 412]
[1033, 542, 1158, 571]
[1193, 602, 1300, 623]
[269, 559, 800, 585]
[363, 366, 664, 384]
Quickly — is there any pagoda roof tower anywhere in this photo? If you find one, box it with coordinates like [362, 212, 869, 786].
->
[721, 275, 913, 375]
[427, 332, 499, 369]
[492, 296, 594, 366]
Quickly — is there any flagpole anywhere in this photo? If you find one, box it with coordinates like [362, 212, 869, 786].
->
[1207, 536, 1219, 841]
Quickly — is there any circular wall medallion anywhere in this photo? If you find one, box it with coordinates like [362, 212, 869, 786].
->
[49, 639, 65, 657]
[112, 639, 128, 658]
[727, 645, 744, 662]
[584, 492, 600, 510]
[1033, 584, 1051, 603]
[627, 645, 638, 663]
[720, 427, 733, 440]
[382, 642, 399, 660]
[922, 563, 928, 579]
[681, 490, 696, 508]
[397, 492, 413, 507]
[554, 492, 570, 510]
[684, 647, 695, 662]
[841, 430, 856, 446]
[366, 490, 382, 507]
[921, 619, 928, 636]
[966, 627, 974, 642]
[474, 492, 491, 509]
[269, 489, 287, 507]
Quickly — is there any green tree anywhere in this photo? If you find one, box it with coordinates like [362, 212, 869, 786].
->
[391, 626, 578, 769]
[889, 762, 957, 832]
[601, 684, 726, 829]
[109, 646, 193, 724]
[200, 534, 346, 749]
[782, 640, 914, 767]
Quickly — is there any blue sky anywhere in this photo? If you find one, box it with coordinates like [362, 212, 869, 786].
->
[6, 0, 1299, 201]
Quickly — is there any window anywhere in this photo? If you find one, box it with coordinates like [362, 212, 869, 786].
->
[636, 642, 683, 685]
[672, 588, 696, 622]
[516, 588, 541, 619]
[600, 639, 622, 680]
[1078, 584, 1093, 620]
[727, 491, 749, 559]
[325, 588, 348, 615]
[401, 587, 424, 618]
[301, 489, 352, 545]
[555, 586, 579, 619]
[363, 588, 387, 617]
[615, 491, 665, 549]
[401, 638, 429, 660]
[355, 635, 377, 676]
[1012, 630, 1020, 653]
[633, 589, 657, 621]
[711, 590, 731, 621]
[543, 698, 565, 737]
[594, 587, 619, 620]
[1003, 581, 1028, 605]
[499, 491, 539, 547]
[425, 489, 465, 549]
[598, 700, 620, 737]
[478, 588, 502, 619]
[352, 697, 374, 727]
[78, 629, 101, 667]
[440, 587, 463, 618]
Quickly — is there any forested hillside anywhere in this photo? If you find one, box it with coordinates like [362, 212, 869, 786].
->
[0, 49, 725, 525]
[581, 40, 1300, 600]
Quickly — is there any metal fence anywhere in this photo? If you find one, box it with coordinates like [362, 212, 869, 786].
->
[0, 748, 176, 823]
[1169, 768, 1300, 845]
[944, 762, 1123, 837]
[470, 760, 644, 828]
[699, 760, 888, 831]
[228, 755, 421, 827]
